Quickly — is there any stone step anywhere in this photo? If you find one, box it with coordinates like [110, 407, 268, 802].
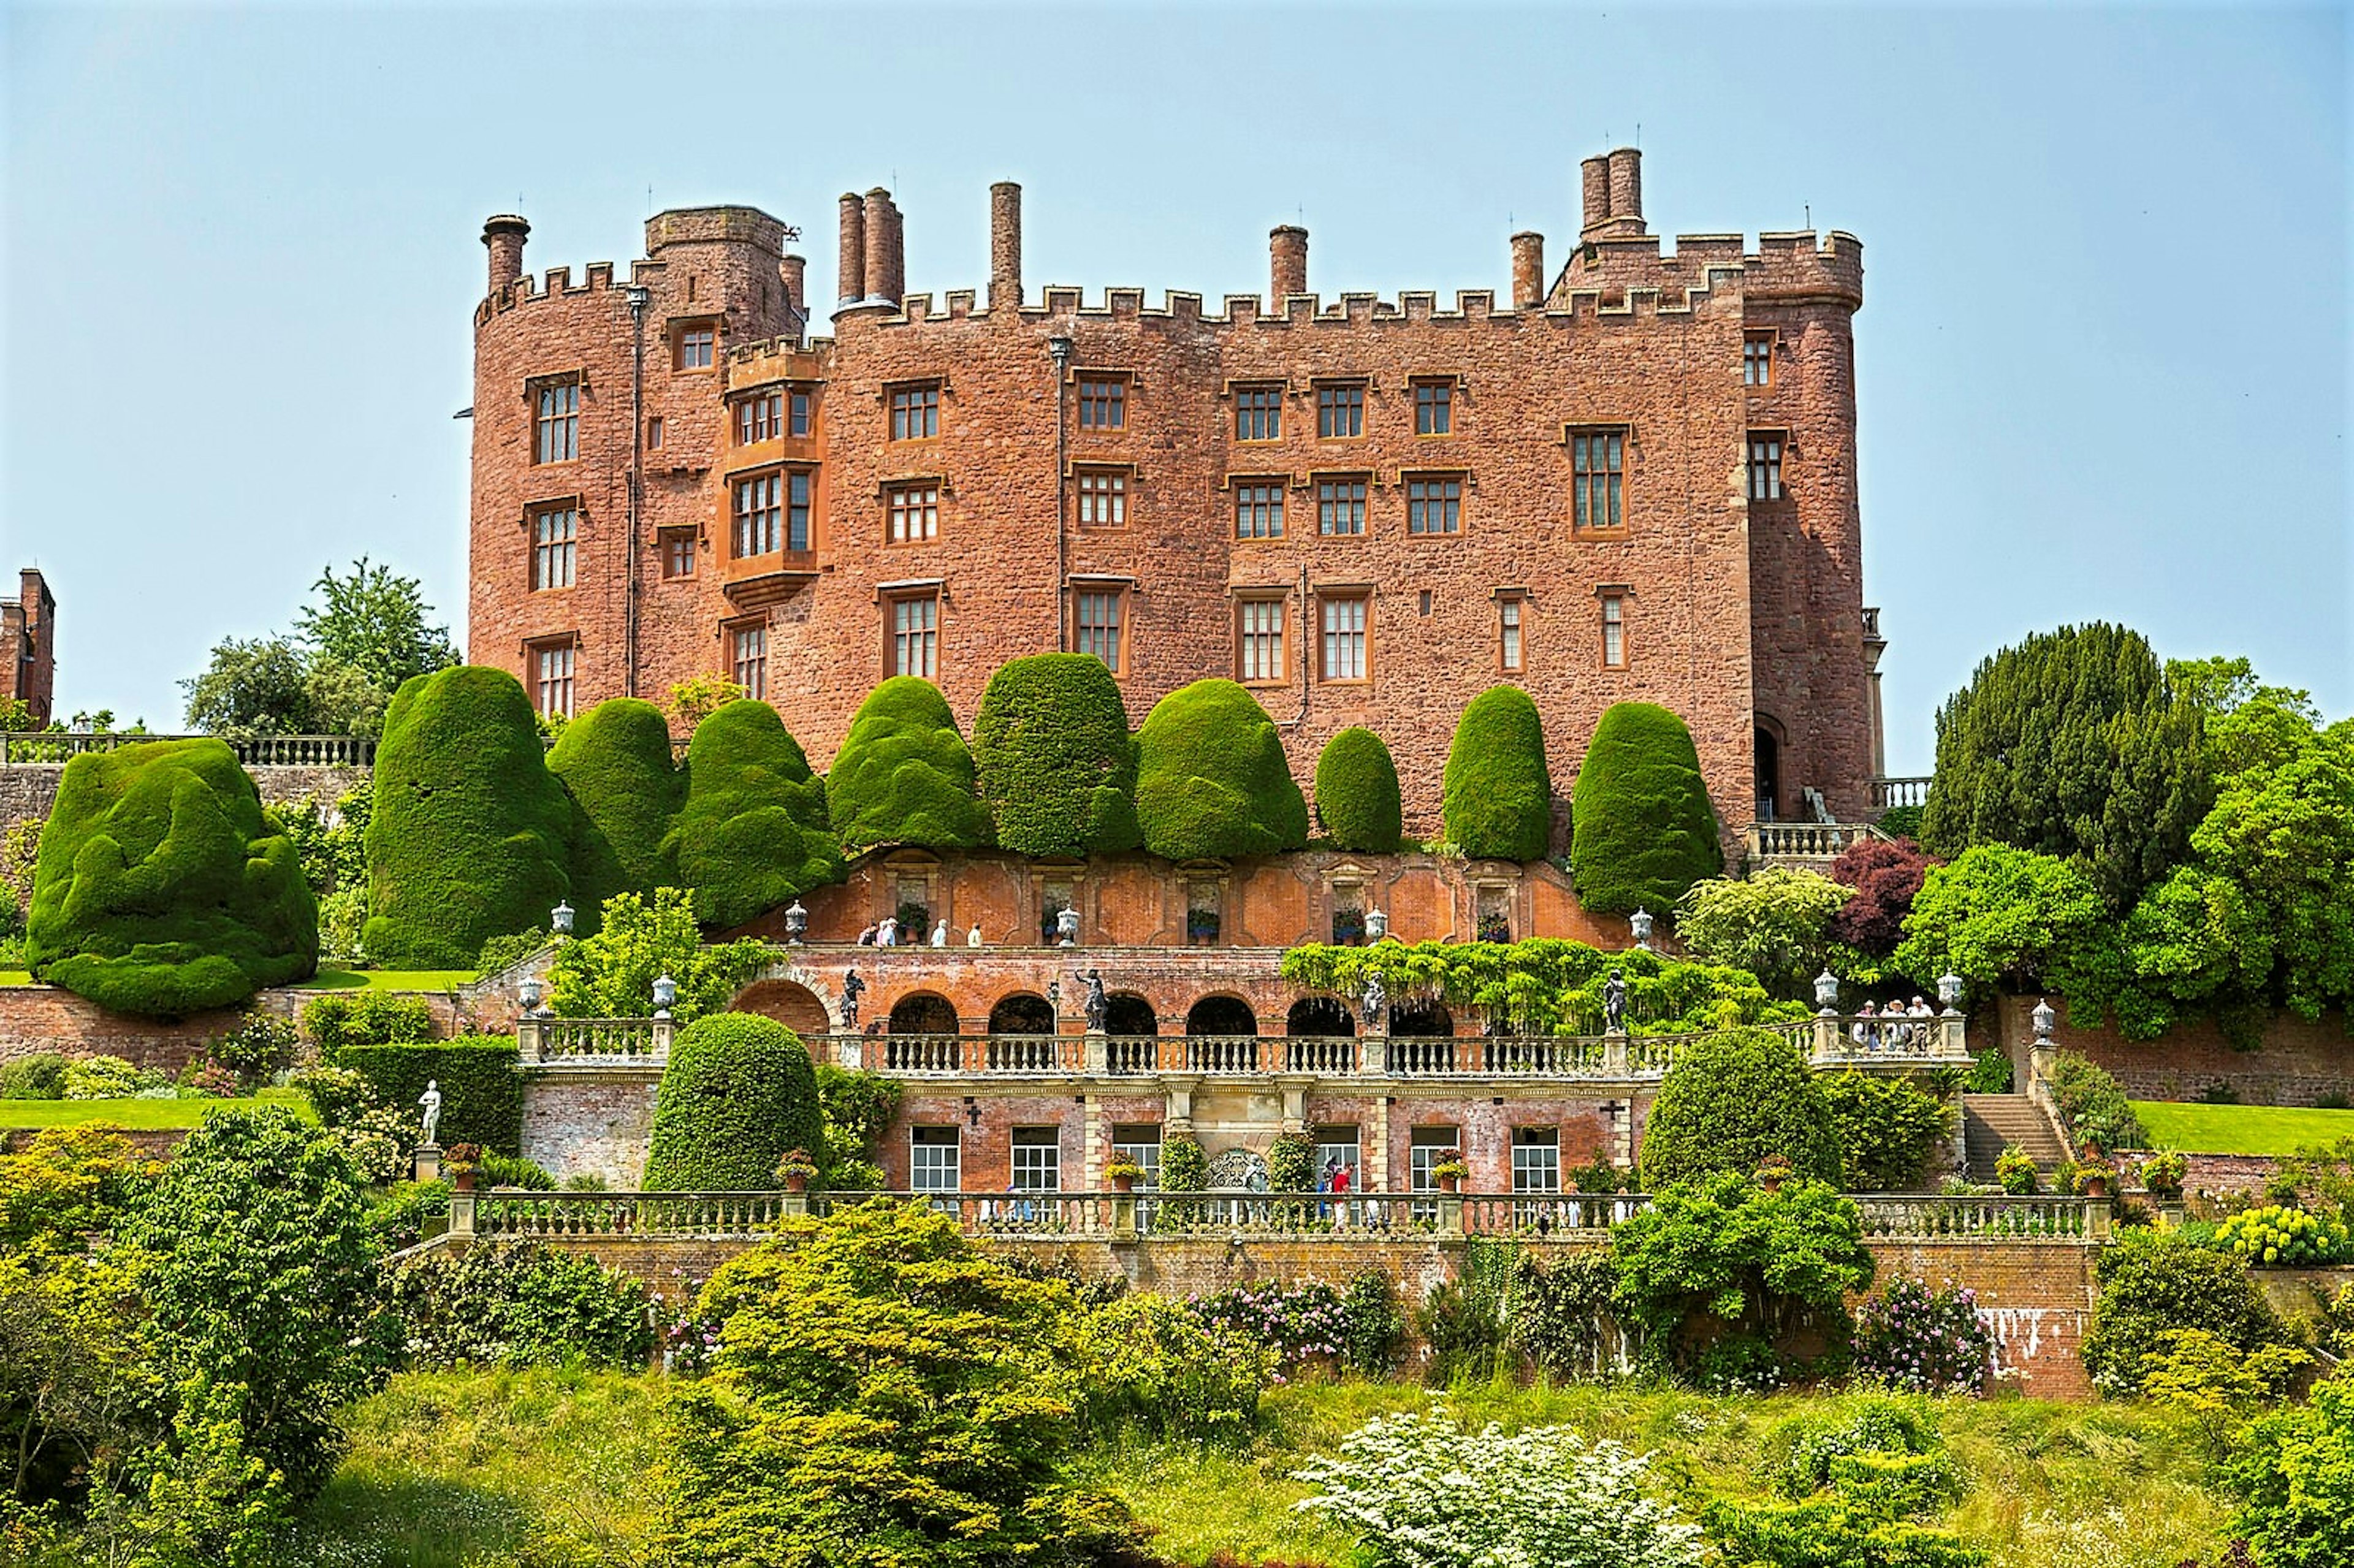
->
[1961, 1094, 2069, 1183]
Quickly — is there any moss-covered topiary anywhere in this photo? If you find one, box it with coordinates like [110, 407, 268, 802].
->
[1313, 727, 1403, 853]
[1133, 680, 1309, 861]
[26, 739, 318, 1016]
[548, 698, 683, 927]
[825, 677, 992, 853]
[1440, 686, 1554, 861]
[1569, 701, 1723, 913]
[1639, 1026, 1842, 1190]
[363, 666, 574, 969]
[663, 701, 842, 929]
[641, 1012, 822, 1190]
[972, 654, 1142, 856]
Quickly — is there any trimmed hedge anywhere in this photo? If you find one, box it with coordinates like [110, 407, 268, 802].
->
[364, 667, 574, 969]
[26, 738, 317, 1016]
[1639, 1026, 1842, 1191]
[1314, 727, 1403, 853]
[825, 677, 992, 852]
[342, 1039, 523, 1155]
[641, 1013, 821, 1190]
[1570, 701, 1722, 913]
[664, 700, 843, 929]
[972, 654, 1142, 856]
[1441, 687, 1553, 861]
[1133, 680, 1309, 861]
[548, 698, 684, 927]
[299, 991, 437, 1057]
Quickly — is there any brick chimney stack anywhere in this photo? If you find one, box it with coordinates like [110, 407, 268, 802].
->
[837, 192, 866, 306]
[1579, 150, 1647, 239]
[482, 215, 530, 295]
[989, 181, 1023, 311]
[1510, 231, 1545, 308]
[1270, 224, 1308, 302]
[1579, 157, 1612, 237]
[863, 188, 904, 306]
[778, 253, 806, 329]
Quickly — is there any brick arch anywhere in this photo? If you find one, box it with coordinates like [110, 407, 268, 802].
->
[988, 991, 1055, 1035]
[1105, 992, 1158, 1035]
[1286, 995, 1355, 1036]
[734, 978, 832, 1038]
[888, 991, 959, 1034]
[1186, 994, 1259, 1036]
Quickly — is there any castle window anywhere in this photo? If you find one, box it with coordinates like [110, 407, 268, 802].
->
[1316, 384, 1365, 439]
[1319, 594, 1369, 682]
[532, 381, 579, 465]
[1011, 1127, 1061, 1192]
[734, 473, 782, 557]
[888, 384, 939, 440]
[532, 641, 576, 719]
[1234, 482, 1285, 540]
[788, 471, 812, 550]
[910, 1125, 960, 1193]
[1316, 478, 1367, 536]
[646, 416, 665, 451]
[661, 532, 695, 580]
[1236, 598, 1286, 683]
[790, 390, 812, 436]
[1235, 386, 1282, 442]
[1570, 427, 1626, 533]
[1743, 332, 1774, 387]
[731, 624, 768, 699]
[1076, 470, 1127, 527]
[1414, 381, 1453, 435]
[675, 325, 715, 371]
[1406, 476, 1462, 535]
[1601, 592, 1628, 669]
[887, 482, 940, 544]
[1075, 589, 1125, 674]
[1498, 595, 1524, 672]
[1077, 378, 1126, 431]
[1511, 1126, 1561, 1193]
[530, 505, 577, 590]
[1748, 433, 1785, 501]
[888, 592, 939, 679]
[736, 391, 783, 444]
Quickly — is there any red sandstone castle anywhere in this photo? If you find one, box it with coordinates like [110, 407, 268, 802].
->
[467, 151, 1884, 845]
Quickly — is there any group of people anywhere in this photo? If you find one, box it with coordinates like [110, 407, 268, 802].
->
[855, 916, 985, 948]
[1851, 996, 1938, 1051]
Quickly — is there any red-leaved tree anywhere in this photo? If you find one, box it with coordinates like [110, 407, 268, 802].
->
[1826, 836, 1937, 955]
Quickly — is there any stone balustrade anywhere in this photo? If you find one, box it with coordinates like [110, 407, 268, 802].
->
[1746, 820, 1890, 866]
[1871, 775, 1931, 812]
[0, 731, 376, 767]
[518, 1015, 674, 1063]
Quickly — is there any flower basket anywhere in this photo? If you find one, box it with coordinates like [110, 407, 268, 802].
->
[775, 1149, 820, 1194]
[1756, 1154, 1795, 1195]
[1430, 1151, 1469, 1193]
[445, 1143, 481, 1192]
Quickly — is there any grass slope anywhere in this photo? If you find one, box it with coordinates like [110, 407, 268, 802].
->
[299, 967, 478, 991]
[2131, 1098, 2354, 1155]
[0, 1088, 316, 1130]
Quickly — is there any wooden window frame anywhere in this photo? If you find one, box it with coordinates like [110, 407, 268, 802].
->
[1316, 382, 1367, 440]
[1599, 588, 1629, 670]
[1404, 473, 1464, 536]
[1413, 380, 1453, 436]
[1743, 331, 1775, 387]
[1747, 430, 1786, 503]
[1317, 591, 1372, 684]
[1233, 384, 1283, 443]
[1233, 478, 1286, 541]
[886, 480, 941, 545]
[529, 503, 577, 591]
[1234, 595, 1288, 687]
[672, 321, 717, 373]
[1315, 475, 1369, 538]
[1075, 468, 1129, 528]
[1073, 586, 1127, 674]
[660, 530, 696, 580]
[886, 382, 941, 441]
[1567, 424, 1629, 536]
[1075, 375, 1128, 432]
[733, 470, 783, 558]
[729, 621, 769, 699]
[1497, 593, 1525, 674]
[529, 637, 578, 719]
[736, 390, 783, 445]
[885, 589, 941, 679]
[531, 378, 580, 466]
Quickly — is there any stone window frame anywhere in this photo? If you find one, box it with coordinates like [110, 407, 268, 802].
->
[523, 496, 582, 592]
[658, 527, 697, 580]
[734, 388, 785, 446]
[671, 319, 718, 373]
[881, 583, 943, 680]
[1311, 471, 1372, 538]
[1072, 464, 1132, 529]
[1229, 473, 1288, 542]
[1314, 585, 1374, 686]
[885, 379, 943, 442]
[646, 416, 665, 451]
[1563, 423, 1632, 537]
[1402, 470, 1468, 537]
[528, 374, 582, 466]
[789, 388, 814, 437]
[1071, 579, 1130, 676]
[1074, 370, 1130, 432]
[731, 468, 785, 559]
[885, 479, 942, 545]
[1597, 584, 1631, 670]
[1412, 378, 1456, 436]
[1742, 330, 1777, 387]
[1495, 587, 1527, 674]
[526, 634, 579, 720]
[1314, 379, 1369, 441]
[725, 617, 769, 700]
[1228, 380, 1285, 443]
[1233, 591, 1289, 687]
[1746, 429, 1788, 503]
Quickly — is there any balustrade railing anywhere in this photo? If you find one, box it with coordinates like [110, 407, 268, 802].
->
[1813, 1013, 1970, 1064]
[517, 1016, 671, 1063]
[0, 731, 375, 767]
[1856, 1193, 2097, 1240]
[1747, 821, 1887, 862]
[1871, 776, 1931, 812]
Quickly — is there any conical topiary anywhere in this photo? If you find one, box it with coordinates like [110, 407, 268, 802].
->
[1313, 727, 1404, 853]
[826, 677, 992, 852]
[1441, 686, 1553, 861]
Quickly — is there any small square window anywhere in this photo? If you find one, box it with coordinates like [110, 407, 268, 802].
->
[1077, 378, 1126, 430]
[1235, 481, 1285, 539]
[888, 482, 940, 543]
[888, 385, 940, 440]
[1234, 386, 1282, 441]
[661, 533, 695, 580]
[1316, 384, 1365, 439]
[1316, 478, 1367, 536]
[675, 325, 715, 371]
[1748, 433, 1785, 501]
[1406, 476, 1461, 535]
[1414, 381, 1453, 435]
[1076, 471, 1127, 527]
[1743, 333, 1774, 387]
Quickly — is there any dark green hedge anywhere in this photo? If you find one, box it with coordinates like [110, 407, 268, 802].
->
[300, 991, 438, 1058]
[641, 1013, 821, 1190]
[1441, 686, 1554, 861]
[548, 698, 683, 928]
[364, 667, 574, 969]
[825, 677, 992, 853]
[972, 654, 1142, 856]
[1313, 728, 1403, 853]
[1639, 1027, 1841, 1191]
[26, 738, 317, 1016]
[663, 701, 842, 930]
[343, 1039, 524, 1156]
[1134, 680, 1308, 861]
[1570, 701, 1722, 913]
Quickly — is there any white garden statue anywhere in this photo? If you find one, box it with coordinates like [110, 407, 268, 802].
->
[418, 1079, 442, 1146]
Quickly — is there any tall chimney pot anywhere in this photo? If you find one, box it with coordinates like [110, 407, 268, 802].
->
[989, 181, 1023, 311]
[1510, 231, 1545, 309]
[482, 215, 530, 297]
[1270, 224, 1309, 302]
[836, 192, 866, 306]
[863, 188, 904, 306]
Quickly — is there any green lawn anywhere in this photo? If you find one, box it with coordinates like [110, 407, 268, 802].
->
[299, 967, 478, 992]
[0, 1087, 316, 1131]
[2132, 1098, 2354, 1155]
[0, 970, 32, 986]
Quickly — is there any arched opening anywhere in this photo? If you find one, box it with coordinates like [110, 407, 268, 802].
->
[988, 992, 1056, 1035]
[733, 978, 831, 1038]
[1389, 1000, 1454, 1037]
[1286, 996, 1355, 1037]
[1105, 993, 1158, 1036]
[1185, 995, 1259, 1037]
[888, 992, 959, 1035]
[1754, 719, 1785, 824]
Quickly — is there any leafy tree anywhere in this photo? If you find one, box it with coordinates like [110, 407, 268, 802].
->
[972, 653, 1143, 856]
[2081, 1228, 2290, 1396]
[664, 699, 842, 929]
[667, 672, 748, 729]
[1819, 1071, 1952, 1191]
[1891, 845, 2120, 1016]
[1826, 837, 1937, 957]
[1571, 702, 1721, 911]
[1640, 1027, 1843, 1190]
[654, 1200, 1139, 1568]
[1919, 622, 2207, 910]
[27, 738, 318, 1015]
[825, 677, 992, 852]
[547, 697, 684, 924]
[642, 1013, 823, 1190]
[1675, 869, 1849, 1001]
[291, 555, 460, 694]
[816, 1064, 902, 1189]
[2228, 1366, 2354, 1568]
[181, 636, 387, 739]
[0, 1248, 160, 1511]
[547, 888, 766, 1024]
[1441, 686, 1554, 861]
[1134, 679, 1309, 861]
[1314, 726, 1404, 853]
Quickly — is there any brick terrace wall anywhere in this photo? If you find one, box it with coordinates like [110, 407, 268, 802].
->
[0, 1125, 188, 1160]
[521, 1071, 659, 1186]
[1998, 994, 2354, 1107]
[0, 983, 462, 1071]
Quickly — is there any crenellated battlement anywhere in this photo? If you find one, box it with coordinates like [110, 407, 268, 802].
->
[474, 260, 624, 328]
[1560, 229, 1863, 311]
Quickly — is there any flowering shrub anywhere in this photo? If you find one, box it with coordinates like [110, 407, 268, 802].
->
[1064, 1292, 1271, 1442]
[1994, 1145, 2039, 1195]
[2216, 1203, 2352, 1266]
[206, 1009, 301, 1087]
[652, 1277, 722, 1376]
[1293, 1407, 1707, 1568]
[1192, 1280, 1349, 1372]
[2138, 1149, 2187, 1200]
[61, 1054, 152, 1100]
[177, 1059, 242, 1098]
[384, 1239, 652, 1371]
[1853, 1279, 1993, 1395]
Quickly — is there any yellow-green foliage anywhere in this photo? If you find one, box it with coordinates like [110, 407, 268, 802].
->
[1134, 680, 1309, 861]
[662, 701, 842, 929]
[547, 698, 683, 928]
[2216, 1203, 2352, 1266]
[641, 1013, 821, 1190]
[1571, 701, 1723, 913]
[26, 738, 317, 1016]
[972, 654, 1142, 856]
[825, 677, 992, 851]
[1314, 726, 1404, 853]
[364, 668, 574, 969]
[1441, 686, 1555, 861]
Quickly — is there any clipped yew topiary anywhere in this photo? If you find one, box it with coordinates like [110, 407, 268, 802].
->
[1570, 701, 1722, 913]
[364, 666, 574, 969]
[641, 1013, 821, 1190]
[663, 700, 842, 929]
[825, 677, 992, 853]
[972, 653, 1142, 856]
[342, 1039, 523, 1154]
[548, 697, 684, 929]
[1133, 680, 1309, 861]
[1639, 1026, 1842, 1191]
[1314, 727, 1403, 853]
[26, 739, 318, 1016]
[1441, 685, 1554, 861]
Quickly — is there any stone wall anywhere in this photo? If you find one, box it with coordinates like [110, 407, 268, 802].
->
[0, 982, 463, 1070]
[1995, 994, 2353, 1106]
[0, 761, 368, 840]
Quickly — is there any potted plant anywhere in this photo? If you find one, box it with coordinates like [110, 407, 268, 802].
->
[444, 1143, 482, 1193]
[1994, 1144, 2040, 1196]
[2139, 1149, 2187, 1203]
[1756, 1152, 1795, 1195]
[775, 1149, 819, 1195]
[1104, 1155, 1148, 1194]
[1430, 1151, 1469, 1194]
[2076, 1158, 2116, 1201]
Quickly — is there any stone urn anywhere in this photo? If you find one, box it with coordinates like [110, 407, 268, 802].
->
[2082, 1173, 2110, 1200]
[783, 1171, 809, 1195]
[1437, 1171, 1463, 1195]
[1110, 1171, 1137, 1195]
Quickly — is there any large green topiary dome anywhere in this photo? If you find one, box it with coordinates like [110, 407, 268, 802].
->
[1570, 701, 1723, 914]
[1639, 1026, 1842, 1190]
[663, 699, 843, 929]
[641, 1012, 822, 1190]
[1133, 680, 1309, 861]
[26, 738, 318, 1016]
[1313, 727, 1403, 853]
[826, 677, 992, 853]
[362, 666, 574, 969]
[549, 697, 684, 929]
[1441, 686, 1554, 861]
[972, 654, 1142, 857]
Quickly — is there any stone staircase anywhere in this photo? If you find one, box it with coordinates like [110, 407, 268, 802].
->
[1962, 1094, 2070, 1184]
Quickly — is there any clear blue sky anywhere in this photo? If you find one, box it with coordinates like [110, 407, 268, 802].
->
[4, 2, 2346, 773]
